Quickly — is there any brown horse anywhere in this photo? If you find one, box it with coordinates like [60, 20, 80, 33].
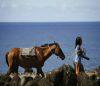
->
[5, 42, 65, 77]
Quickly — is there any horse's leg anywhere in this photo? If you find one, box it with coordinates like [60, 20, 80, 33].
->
[6, 53, 17, 75]
[6, 64, 18, 76]
[6, 68, 12, 75]
[6, 62, 14, 75]
[13, 65, 18, 74]
[6, 64, 15, 75]
[37, 68, 44, 77]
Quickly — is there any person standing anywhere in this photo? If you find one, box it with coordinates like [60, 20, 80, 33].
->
[74, 36, 86, 80]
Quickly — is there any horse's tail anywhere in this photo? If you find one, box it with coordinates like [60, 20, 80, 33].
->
[5, 52, 9, 66]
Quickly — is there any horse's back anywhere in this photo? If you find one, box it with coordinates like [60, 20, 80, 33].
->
[7, 48, 20, 58]
[9, 48, 20, 51]
[20, 47, 35, 56]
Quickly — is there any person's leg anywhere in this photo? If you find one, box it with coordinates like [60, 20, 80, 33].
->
[79, 63, 84, 72]
[75, 63, 79, 80]
[75, 63, 80, 86]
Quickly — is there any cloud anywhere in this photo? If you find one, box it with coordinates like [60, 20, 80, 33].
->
[0, 0, 100, 22]
[0, 1, 6, 8]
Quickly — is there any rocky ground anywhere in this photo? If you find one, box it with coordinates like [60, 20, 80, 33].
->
[0, 64, 100, 86]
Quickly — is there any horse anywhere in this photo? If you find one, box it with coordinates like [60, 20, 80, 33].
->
[5, 42, 65, 77]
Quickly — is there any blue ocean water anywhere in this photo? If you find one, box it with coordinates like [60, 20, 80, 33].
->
[0, 22, 100, 73]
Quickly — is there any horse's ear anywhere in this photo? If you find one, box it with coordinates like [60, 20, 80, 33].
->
[54, 41, 58, 45]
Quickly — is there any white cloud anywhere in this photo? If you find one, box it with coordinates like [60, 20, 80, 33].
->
[0, 0, 100, 22]
[0, 1, 6, 8]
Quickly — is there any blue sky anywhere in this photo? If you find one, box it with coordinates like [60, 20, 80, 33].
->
[0, 0, 100, 22]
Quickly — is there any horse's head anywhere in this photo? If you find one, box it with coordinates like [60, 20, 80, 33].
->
[41, 42, 65, 60]
[53, 42, 65, 60]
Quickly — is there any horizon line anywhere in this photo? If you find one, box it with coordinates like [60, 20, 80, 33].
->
[0, 21, 100, 23]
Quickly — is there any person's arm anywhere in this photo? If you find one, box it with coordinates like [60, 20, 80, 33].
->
[82, 48, 86, 56]
[81, 48, 90, 60]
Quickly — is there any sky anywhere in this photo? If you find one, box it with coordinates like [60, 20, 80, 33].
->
[0, 0, 100, 22]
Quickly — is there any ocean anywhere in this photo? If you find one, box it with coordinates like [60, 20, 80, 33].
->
[0, 22, 100, 73]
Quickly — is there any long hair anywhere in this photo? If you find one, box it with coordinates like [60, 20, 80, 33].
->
[75, 36, 82, 48]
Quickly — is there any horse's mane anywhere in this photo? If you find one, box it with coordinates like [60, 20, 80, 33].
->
[40, 42, 58, 47]
[41, 43, 49, 47]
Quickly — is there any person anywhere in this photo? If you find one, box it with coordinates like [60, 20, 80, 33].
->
[74, 36, 86, 80]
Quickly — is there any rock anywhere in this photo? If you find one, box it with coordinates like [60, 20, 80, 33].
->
[0, 64, 100, 86]
[21, 76, 33, 86]
[38, 77, 53, 86]
[10, 73, 21, 86]
[47, 64, 77, 86]
[78, 71, 100, 86]
[0, 74, 11, 86]
[78, 72, 90, 86]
